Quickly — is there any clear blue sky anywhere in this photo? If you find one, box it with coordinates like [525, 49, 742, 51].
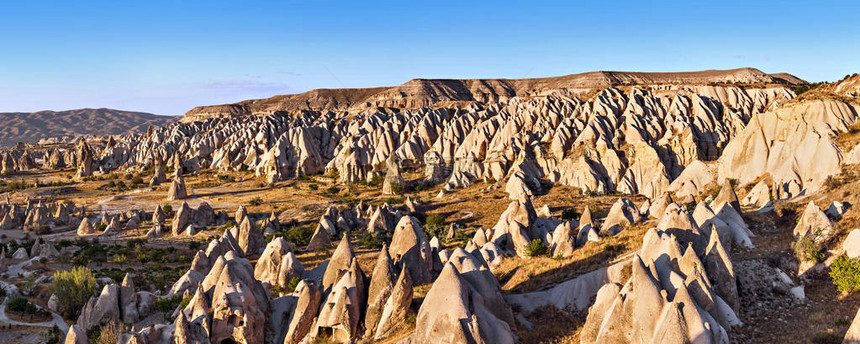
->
[1, 1, 858, 115]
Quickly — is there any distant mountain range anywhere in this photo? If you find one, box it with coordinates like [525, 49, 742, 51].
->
[0, 108, 177, 148]
[183, 67, 807, 122]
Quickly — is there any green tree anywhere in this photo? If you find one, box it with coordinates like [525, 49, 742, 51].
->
[51, 266, 97, 318]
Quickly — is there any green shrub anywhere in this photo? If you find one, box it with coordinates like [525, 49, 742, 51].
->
[162, 204, 173, 215]
[155, 294, 183, 313]
[561, 208, 579, 221]
[383, 197, 404, 205]
[72, 243, 109, 265]
[359, 233, 386, 249]
[795, 232, 826, 263]
[8, 296, 41, 315]
[40, 325, 62, 344]
[831, 255, 860, 294]
[389, 182, 405, 195]
[214, 220, 236, 233]
[51, 266, 97, 318]
[362, 174, 384, 187]
[325, 186, 340, 195]
[126, 238, 147, 248]
[424, 213, 447, 239]
[286, 276, 302, 291]
[525, 239, 548, 257]
[37, 225, 51, 235]
[308, 183, 319, 191]
[284, 225, 315, 246]
[794, 82, 822, 96]
[178, 295, 193, 310]
[111, 254, 127, 264]
[136, 253, 151, 263]
[249, 197, 263, 206]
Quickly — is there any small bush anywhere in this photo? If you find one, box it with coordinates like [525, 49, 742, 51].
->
[214, 220, 236, 233]
[155, 294, 183, 313]
[561, 208, 579, 221]
[359, 233, 385, 249]
[383, 197, 404, 205]
[283, 225, 315, 246]
[424, 213, 447, 239]
[389, 182, 405, 195]
[126, 238, 147, 248]
[162, 204, 173, 215]
[794, 82, 822, 96]
[325, 186, 340, 195]
[93, 321, 119, 344]
[41, 325, 62, 344]
[525, 239, 548, 257]
[178, 295, 193, 310]
[308, 183, 319, 191]
[795, 235, 826, 263]
[831, 255, 860, 294]
[111, 254, 127, 264]
[8, 296, 40, 315]
[286, 276, 302, 291]
[37, 225, 51, 235]
[825, 175, 846, 190]
[249, 197, 263, 206]
[366, 175, 384, 187]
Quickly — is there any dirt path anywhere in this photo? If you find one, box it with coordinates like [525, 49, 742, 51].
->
[0, 281, 69, 334]
[732, 208, 860, 343]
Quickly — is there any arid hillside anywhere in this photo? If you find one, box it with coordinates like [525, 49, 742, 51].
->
[183, 67, 805, 122]
[0, 108, 177, 148]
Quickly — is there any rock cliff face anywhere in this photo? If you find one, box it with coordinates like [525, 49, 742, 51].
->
[182, 68, 800, 122]
[719, 84, 860, 195]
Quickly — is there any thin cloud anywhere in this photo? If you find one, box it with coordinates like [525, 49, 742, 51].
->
[200, 79, 291, 93]
[733, 53, 746, 59]
[759, 53, 770, 61]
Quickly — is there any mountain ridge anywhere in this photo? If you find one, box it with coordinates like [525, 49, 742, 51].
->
[0, 108, 177, 148]
[182, 67, 806, 122]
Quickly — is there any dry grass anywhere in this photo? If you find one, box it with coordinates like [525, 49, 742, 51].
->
[494, 222, 650, 294]
[515, 306, 587, 344]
